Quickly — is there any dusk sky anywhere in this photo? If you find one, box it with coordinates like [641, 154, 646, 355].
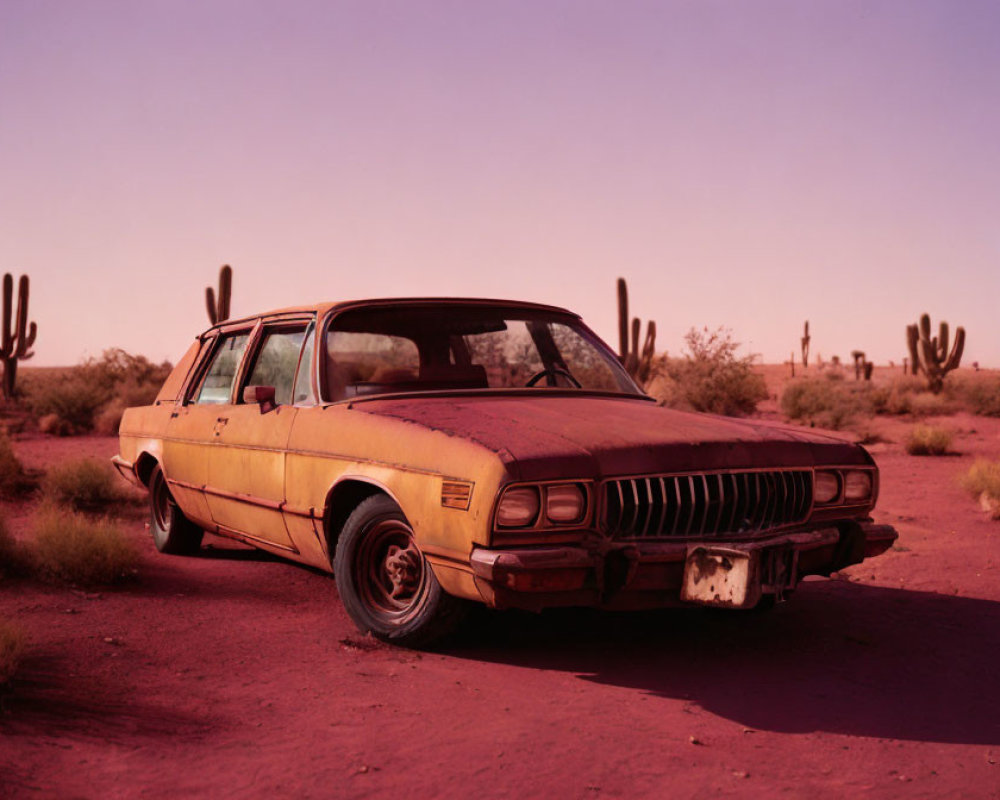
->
[2, 0, 998, 367]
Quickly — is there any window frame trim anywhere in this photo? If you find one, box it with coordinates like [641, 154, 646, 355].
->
[237, 316, 315, 408]
[183, 322, 259, 406]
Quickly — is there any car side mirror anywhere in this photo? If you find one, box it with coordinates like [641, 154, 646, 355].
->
[243, 385, 277, 413]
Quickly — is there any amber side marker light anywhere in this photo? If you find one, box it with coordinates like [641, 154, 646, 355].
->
[441, 480, 474, 510]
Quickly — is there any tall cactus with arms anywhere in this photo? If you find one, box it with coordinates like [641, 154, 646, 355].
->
[1, 273, 37, 400]
[906, 313, 965, 393]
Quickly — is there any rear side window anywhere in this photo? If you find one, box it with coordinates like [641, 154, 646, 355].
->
[191, 333, 250, 404]
[245, 328, 307, 406]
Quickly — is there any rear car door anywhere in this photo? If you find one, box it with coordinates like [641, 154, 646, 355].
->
[205, 318, 314, 551]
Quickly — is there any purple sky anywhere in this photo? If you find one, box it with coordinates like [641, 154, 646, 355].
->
[2, 0, 998, 367]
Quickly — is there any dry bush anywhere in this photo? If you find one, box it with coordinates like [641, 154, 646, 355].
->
[870, 376, 922, 415]
[0, 618, 27, 686]
[650, 327, 767, 416]
[0, 513, 30, 579]
[908, 392, 957, 417]
[781, 378, 872, 430]
[22, 349, 171, 436]
[905, 424, 953, 456]
[962, 459, 1000, 518]
[947, 374, 1000, 417]
[869, 377, 956, 417]
[0, 431, 32, 499]
[32, 507, 138, 585]
[20, 369, 108, 434]
[42, 458, 122, 512]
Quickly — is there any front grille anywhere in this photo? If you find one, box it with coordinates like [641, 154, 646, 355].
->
[602, 469, 813, 540]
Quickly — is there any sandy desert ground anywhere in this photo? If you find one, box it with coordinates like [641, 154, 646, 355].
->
[1, 389, 999, 798]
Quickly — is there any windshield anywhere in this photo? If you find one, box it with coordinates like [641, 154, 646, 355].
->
[322, 306, 641, 401]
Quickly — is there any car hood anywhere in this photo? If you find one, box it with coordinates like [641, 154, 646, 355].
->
[352, 393, 871, 481]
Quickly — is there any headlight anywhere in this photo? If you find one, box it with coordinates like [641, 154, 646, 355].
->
[496, 486, 540, 527]
[844, 470, 873, 501]
[545, 483, 585, 524]
[814, 470, 840, 504]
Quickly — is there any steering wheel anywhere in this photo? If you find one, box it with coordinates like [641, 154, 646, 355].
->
[525, 367, 582, 388]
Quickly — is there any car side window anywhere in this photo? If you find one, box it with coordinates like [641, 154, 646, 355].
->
[245, 327, 307, 406]
[191, 333, 251, 404]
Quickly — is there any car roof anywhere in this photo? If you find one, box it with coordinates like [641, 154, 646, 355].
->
[205, 297, 581, 333]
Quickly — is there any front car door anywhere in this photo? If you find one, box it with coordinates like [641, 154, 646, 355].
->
[162, 326, 255, 527]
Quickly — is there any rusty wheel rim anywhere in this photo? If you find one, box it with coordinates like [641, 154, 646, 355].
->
[354, 518, 429, 626]
[152, 472, 171, 531]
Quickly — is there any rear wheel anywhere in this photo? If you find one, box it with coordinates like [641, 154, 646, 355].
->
[149, 465, 203, 555]
[333, 495, 467, 648]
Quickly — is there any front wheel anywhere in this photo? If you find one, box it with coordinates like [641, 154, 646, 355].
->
[149, 465, 203, 555]
[333, 495, 467, 648]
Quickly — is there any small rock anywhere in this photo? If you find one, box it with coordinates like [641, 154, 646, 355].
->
[733, 770, 750, 779]
[689, 736, 703, 746]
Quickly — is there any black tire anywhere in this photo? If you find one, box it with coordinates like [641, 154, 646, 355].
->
[149, 465, 203, 555]
[333, 494, 468, 648]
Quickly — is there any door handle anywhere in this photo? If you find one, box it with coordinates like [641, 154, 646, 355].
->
[213, 417, 229, 436]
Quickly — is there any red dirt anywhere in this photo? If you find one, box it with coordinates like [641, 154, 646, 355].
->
[2, 420, 1000, 799]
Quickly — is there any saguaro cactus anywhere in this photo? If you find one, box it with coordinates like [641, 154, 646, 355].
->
[800, 321, 810, 368]
[616, 278, 656, 385]
[206, 264, 233, 325]
[850, 350, 873, 381]
[1, 273, 37, 400]
[906, 313, 965, 393]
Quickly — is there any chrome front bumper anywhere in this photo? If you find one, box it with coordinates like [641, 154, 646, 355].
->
[469, 522, 898, 611]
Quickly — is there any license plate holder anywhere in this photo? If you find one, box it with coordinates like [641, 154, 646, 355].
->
[681, 543, 798, 608]
[681, 545, 760, 608]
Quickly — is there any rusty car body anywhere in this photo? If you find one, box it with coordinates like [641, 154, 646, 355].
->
[114, 298, 897, 646]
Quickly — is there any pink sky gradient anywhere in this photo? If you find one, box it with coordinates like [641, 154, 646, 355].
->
[1, 0, 997, 367]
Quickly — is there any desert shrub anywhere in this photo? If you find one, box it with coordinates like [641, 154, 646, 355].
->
[93, 399, 127, 436]
[0, 618, 27, 686]
[20, 369, 108, 434]
[0, 431, 31, 499]
[904, 424, 953, 456]
[908, 392, 956, 417]
[870, 376, 922, 415]
[22, 349, 171, 435]
[651, 328, 767, 416]
[32, 508, 138, 585]
[644, 365, 680, 408]
[781, 378, 873, 430]
[947, 375, 1000, 417]
[962, 459, 1000, 518]
[0, 513, 30, 579]
[41, 458, 121, 512]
